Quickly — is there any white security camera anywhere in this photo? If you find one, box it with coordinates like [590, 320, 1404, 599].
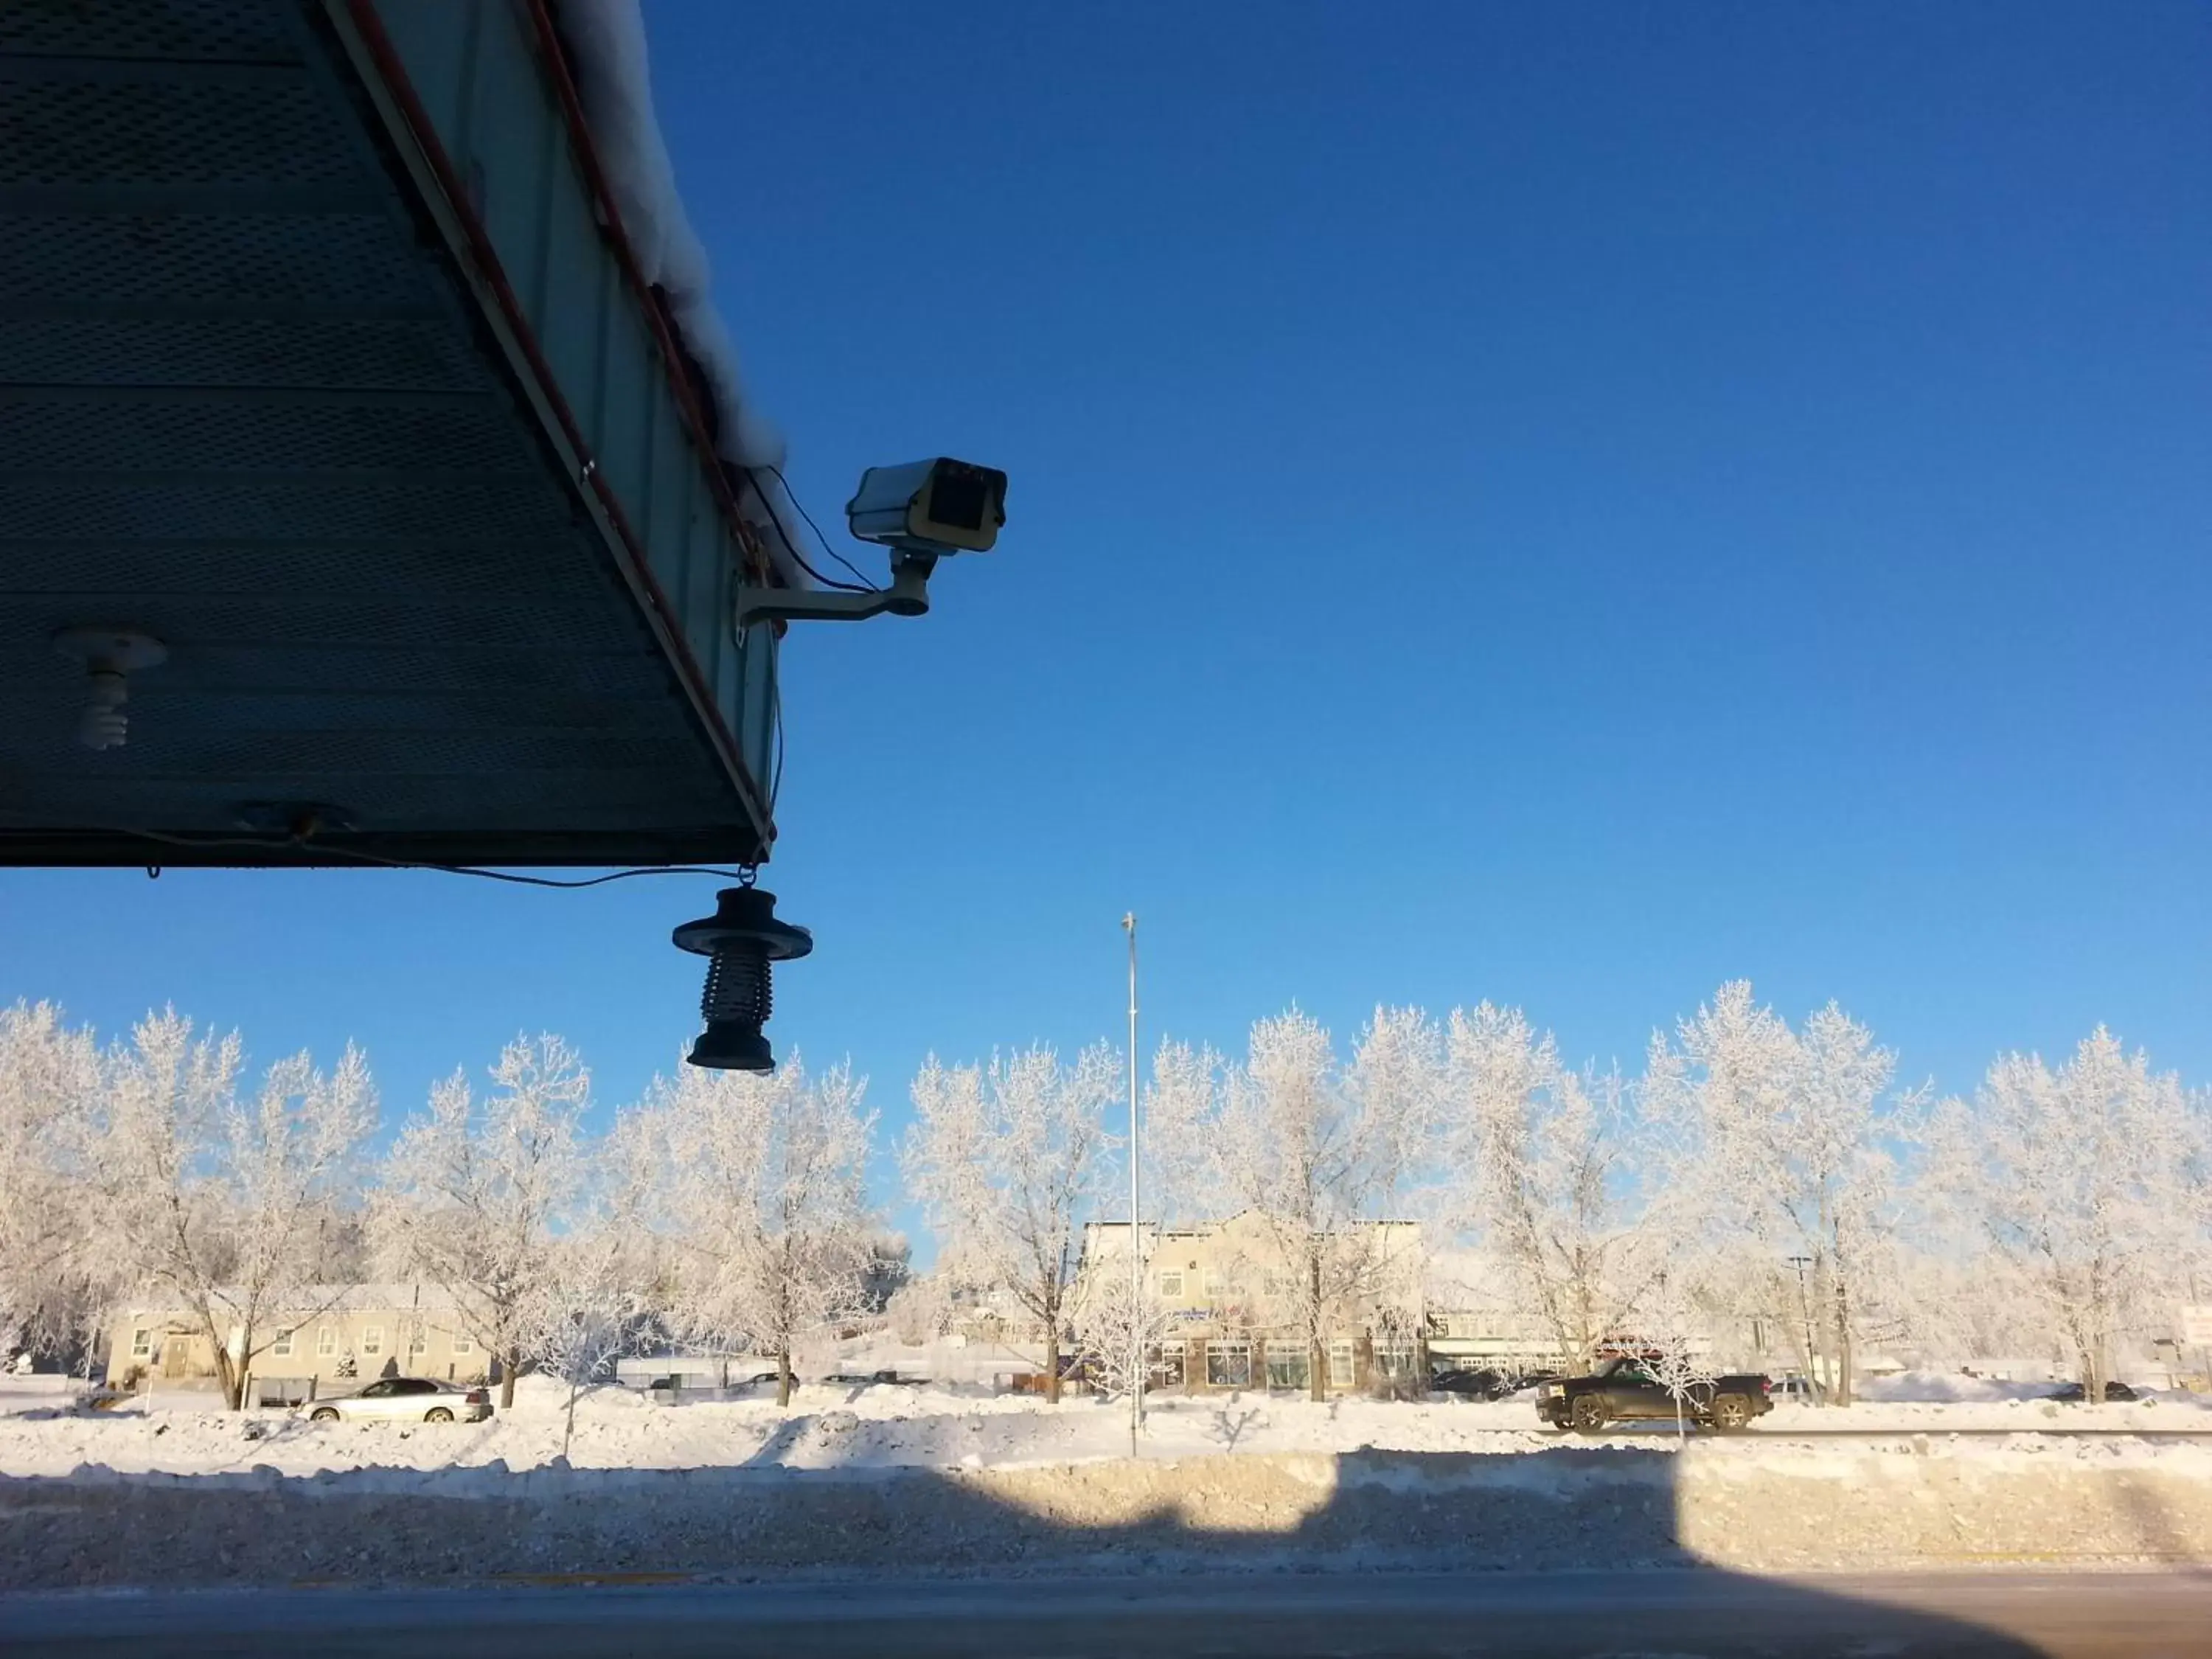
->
[845, 458, 1007, 556]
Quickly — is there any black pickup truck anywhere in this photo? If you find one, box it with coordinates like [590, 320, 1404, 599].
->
[1535, 1355, 1773, 1433]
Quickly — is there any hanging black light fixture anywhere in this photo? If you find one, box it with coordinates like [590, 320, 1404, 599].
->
[672, 883, 813, 1071]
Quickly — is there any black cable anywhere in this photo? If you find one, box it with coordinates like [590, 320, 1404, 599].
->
[724, 583, 786, 827]
[753, 463, 883, 592]
[0, 813, 751, 888]
[743, 472, 874, 594]
[0, 819, 305, 855]
[312, 849, 755, 888]
[768, 664, 787, 818]
[766, 462, 880, 591]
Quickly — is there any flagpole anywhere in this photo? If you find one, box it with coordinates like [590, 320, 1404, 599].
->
[1124, 911, 1142, 1451]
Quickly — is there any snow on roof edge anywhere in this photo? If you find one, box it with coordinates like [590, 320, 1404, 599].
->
[554, 0, 814, 588]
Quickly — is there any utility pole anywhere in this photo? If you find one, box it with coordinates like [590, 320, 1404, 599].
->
[1124, 911, 1143, 1453]
[1787, 1255, 1815, 1388]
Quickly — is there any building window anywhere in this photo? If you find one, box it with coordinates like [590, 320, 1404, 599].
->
[1329, 1340, 1356, 1388]
[130, 1328, 152, 1360]
[1150, 1346, 1185, 1388]
[451, 1330, 474, 1356]
[1158, 1270, 1183, 1298]
[1203, 1274, 1226, 1300]
[316, 1326, 337, 1357]
[408, 1327, 428, 1357]
[361, 1325, 384, 1356]
[1374, 1335, 1419, 1380]
[1206, 1340, 1251, 1389]
[271, 1329, 294, 1358]
[1265, 1343, 1310, 1391]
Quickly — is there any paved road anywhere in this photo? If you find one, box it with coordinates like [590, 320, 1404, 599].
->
[5, 1571, 2208, 1658]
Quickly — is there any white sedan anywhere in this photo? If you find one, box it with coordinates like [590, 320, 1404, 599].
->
[301, 1377, 492, 1424]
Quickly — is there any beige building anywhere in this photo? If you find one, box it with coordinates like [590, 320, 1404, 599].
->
[1078, 1212, 1426, 1394]
[106, 1283, 490, 1404]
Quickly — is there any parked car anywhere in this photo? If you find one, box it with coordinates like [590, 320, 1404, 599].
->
[300, 1378, 492, 1423]
[1536, 1356, 1774, 1433]
[644, 1370, 779, 1401]
[1432, 1367, 1563, 1399]
[2045, 1380, 2139, 1402]
[1430, 1367, 1509, 1399]
[1770, 1374, 1826, 1403]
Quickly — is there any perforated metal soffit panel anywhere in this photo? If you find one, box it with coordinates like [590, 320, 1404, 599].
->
[0, 0, 769, 868]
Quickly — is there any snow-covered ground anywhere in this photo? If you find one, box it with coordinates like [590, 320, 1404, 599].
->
[2, 1371, 2207, 1484]
[7, 1375, 2212, 1589]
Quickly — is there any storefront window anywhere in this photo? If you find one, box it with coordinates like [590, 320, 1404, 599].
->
[1205, 1340, 1251, 1388]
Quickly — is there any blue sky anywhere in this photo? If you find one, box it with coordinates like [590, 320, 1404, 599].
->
[4, 0, 2207, 1224]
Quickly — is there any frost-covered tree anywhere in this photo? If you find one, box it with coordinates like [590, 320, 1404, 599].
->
[856, 1234, 913, 1315]
[375, 1034, 590, 1409]
[525, 1223, 649, 1459]
[1142, 1038, 1225, 1225]
[620, 1056, 876, 1407]
[902, 1043, 1119, 1404]
[1644, 984, 1910, 1404]
[1203, 1009, 1430, 1402]
[1443, 1002, 1655, 1374]
[1069, 1256, 1172, 1400]
[1626, 1284, 1717, 1440]
[1919, 1029, 2209, 1404]
[885, 1273, 957, 1346]
[83, 1010, 375, 1408]
[0, 1002, 103, 1357]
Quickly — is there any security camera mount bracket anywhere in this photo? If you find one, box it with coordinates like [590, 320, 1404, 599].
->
[734, 552, 936, 628]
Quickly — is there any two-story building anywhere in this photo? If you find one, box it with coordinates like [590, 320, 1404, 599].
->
[106, 1283, 490, 1404]
[1077, 1211, 1426, 1394]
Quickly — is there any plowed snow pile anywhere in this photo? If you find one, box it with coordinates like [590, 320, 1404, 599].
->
[5, 1380, 2211, 1588]
[5, 1376, 2207, 1480]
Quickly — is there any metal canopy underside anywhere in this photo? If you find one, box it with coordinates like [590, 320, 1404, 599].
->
[0, 0, 776, 869]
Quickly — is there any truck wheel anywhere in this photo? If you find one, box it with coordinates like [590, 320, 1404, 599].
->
[1568, 1394, 1607, 1434]
[1711, 1393, 1752, 1432]
[310, 1407, 339, 1423]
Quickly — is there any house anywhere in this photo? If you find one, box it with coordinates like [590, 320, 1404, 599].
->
[106, 1284, 490, 1403]
[1423, 1307, 1571, 1371]
[1418, 1251, 1575, 1372]
[1077, 1212, 1426, 1394]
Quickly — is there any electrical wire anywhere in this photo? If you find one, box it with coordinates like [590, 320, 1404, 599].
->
[0, 817, 301, 855]
[767, 659, 787, 820]
[726, 569, 787, 832]
[751, 463, 883, 593]
[308, 849, 756, 888]
[766, 462, 881, 591]
[746, 474, 874, 594]
[0, 812, 751, 887]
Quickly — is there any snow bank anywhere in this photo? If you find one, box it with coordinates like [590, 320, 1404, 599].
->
[7, 1439, 2212, 1590]
[9, 1379, 2212, 1587]
[4, 1377, 2208, 1483]
[0, 1374, 79, 1414]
